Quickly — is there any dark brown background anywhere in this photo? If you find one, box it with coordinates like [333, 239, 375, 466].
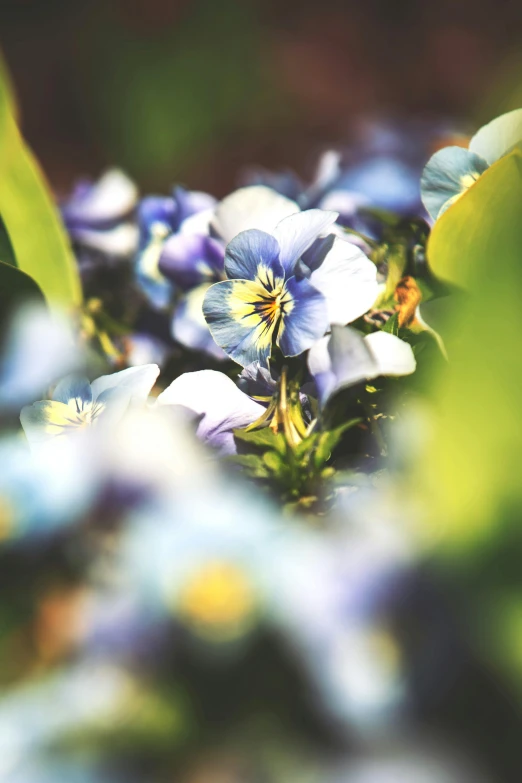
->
[2, 0, 522, 196]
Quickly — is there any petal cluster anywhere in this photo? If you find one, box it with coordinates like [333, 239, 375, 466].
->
[203, 210, 378, 367]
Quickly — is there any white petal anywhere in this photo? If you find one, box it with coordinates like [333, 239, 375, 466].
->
[90, 364, 160, 405]
[309, 237, 378, 325]
[156, 370, 265, 454]
[313, 150, 342, 190]
[71, 224, 139, 256]
[272, 209, 338, 273]
[179, 208, 214, 237]
[71, 169, 138, 223]
[364, 331, 416, 376]
[469, 108, 522, 166]
[307, 335, 331, 377]
[211, 186, 299, 244]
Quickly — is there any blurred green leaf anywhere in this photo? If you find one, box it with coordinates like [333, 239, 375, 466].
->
[0, 215, 16, 268]
[0, 259, 46, 331]
[0, 64, 81, 308]
[417, 149, 522, 548]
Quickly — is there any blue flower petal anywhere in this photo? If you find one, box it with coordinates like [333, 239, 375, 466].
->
[272, 209, 338, 275]
[203, 280, 276, 367]
[421, 146, 489, 221]
[224, 229, 282, 282]
[159, 233, 224, 290]
[173, 186, 216, 224]
[135, 224, 174, 310]
[277, 277, 328, 357]
[138, 196, 177, 238]
[52, 376, 92, 408]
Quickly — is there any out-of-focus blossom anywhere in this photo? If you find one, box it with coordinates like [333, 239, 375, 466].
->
[120, 481, 292, 642]
[20, 364, 159, 447]
[421, 108, 522, 220]
[244, 121, 463, 229]
[308, 326, 416, 406]
[121, 332, 170, 369]
[203, 210, 377, 367]
[329, 742, 489, 783]
[0, 662, 140, 779]
[135, 186, 217, 309]
[156, 369, 265, 454]
[61, 169, 139, 260]
[0, 304, 80, 410]
[0, 435, 97, 543]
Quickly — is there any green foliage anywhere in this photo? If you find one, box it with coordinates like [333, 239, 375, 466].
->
[231, 417, 361, 508]
[418, 148, 522, 547]
[0, 260, 46, 332]
[0, 62, 81, 310]
[406, 148, 522, 691]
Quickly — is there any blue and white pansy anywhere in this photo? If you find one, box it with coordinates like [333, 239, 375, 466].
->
[202, 209, 378, 367]
[421, 108, 522, 221]
[20, 364, 160, 447]
[61, 169, 139, 260]
[137, 185, 303, 357]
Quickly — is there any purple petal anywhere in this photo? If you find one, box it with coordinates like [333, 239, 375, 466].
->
[156, 370, 265, 454]
[159, 233, 224, 290]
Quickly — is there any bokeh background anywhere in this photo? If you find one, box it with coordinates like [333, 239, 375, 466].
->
[2, 3, 522, 783]
[2, 0, 522, 196]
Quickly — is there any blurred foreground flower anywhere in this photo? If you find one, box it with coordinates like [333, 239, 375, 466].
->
[0, 304, 79, 410]
[20, 365, 159, 447]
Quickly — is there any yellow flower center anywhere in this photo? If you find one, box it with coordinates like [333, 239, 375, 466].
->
[176, 561, 257, 640]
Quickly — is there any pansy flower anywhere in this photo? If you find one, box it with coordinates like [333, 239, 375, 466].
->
[137, 185, 302, 358]
[421, 108, 522, 220]
[61, 169, 139, 261]
[135, 186, 217, 309]
[20, 365, 160, 447]
[202, 209, 378, 367]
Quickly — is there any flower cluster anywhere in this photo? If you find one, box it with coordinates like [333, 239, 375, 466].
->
[1, 106, 519, 783]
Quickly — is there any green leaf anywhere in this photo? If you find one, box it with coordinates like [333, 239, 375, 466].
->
[0, 259, 46, 331]
[263, 450, 285, 473]
[225, 454, 271, 479]
[0, 68, 81, 308]
[233, 426, 286, 455]
[314, 418, 362, 468]
[0, 215, 16, 268]
[382, 313, 400, 335]
[416, 149, 522, 548]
